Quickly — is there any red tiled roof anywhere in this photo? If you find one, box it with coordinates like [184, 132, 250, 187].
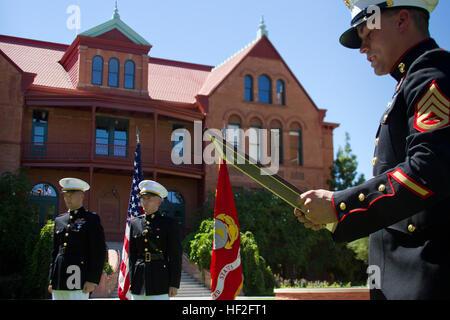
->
[198, 39, 258, 96]
[0, 34, 262, 105]
[0, 35, 74, 89]
[148, 57, 212, 104]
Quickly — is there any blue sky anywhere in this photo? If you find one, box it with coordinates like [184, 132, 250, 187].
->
[1, 0, 449, 180]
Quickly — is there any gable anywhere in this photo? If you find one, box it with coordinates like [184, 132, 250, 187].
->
[79, 16, 151, 46]
[248, 36, 282, 60]
[94, 28, 135, 44]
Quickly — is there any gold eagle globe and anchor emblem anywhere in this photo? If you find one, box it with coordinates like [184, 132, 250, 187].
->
[214, 214, 239, 250]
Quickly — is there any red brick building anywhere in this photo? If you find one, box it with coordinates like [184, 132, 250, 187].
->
[0, 11, 338, 241]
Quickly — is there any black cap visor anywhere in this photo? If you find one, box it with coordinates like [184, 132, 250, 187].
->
[339, 25, 362, 49]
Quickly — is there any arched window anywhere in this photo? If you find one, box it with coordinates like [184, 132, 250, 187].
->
[227, 115, 242, 150]
[244, 75, 253, 101]
[92, 56, 103, 85]
[271, 120, 283, 164]
[276, 80, 285, 105]
[29, 183, 58, 225]
[248, 118, 263, 163]
[124, 60, 135, 89]
[108, 58, 120, 87]
[258, 75, 272, 104]
[289, 122, 303, 166]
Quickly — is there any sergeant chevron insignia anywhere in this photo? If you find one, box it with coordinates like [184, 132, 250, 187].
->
[414, 80, 450, 132]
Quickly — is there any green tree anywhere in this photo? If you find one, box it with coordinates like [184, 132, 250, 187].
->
[24, 220, 54, 299]
[0, 170, 40, 298]
[327, 132, 365, 191]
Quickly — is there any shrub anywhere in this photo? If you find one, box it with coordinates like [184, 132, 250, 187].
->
[0, 170, 40, 298]
[25, 220, 54, 299]
[186, 219, 275, 296]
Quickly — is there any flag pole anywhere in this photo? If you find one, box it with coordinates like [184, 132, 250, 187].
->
[136, 126, 140, 144]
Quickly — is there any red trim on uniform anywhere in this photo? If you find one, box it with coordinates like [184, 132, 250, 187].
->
[389, 38, 431, 74]
[331, 196, 339, 222]
[390, 168, 434, 199]
[339, 173, 396, 222]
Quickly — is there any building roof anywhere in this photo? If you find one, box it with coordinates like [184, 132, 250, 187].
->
[0, 33, 264, 105]
[148, 57, 212, 104]
[0, 15, 325, 115]
[198, 39, 258, 96]
[0, 34, 213, 104]
[0, 36, 74, 89]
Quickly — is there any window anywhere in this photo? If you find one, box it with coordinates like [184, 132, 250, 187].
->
[227, 123, 241, 150]
[31, 110, 48, 155]
[249, 126, 261, 163]
[172, 124, 185, 160]
[271, 127, 283, 164]
[113, 127, 127, 157]
[108, 58, 120, 87]
[166, 191, 185, 204]
[258, 75, 272, 104]
[276, 80, 285, 105]
[29, 183, 58, 225]
[92, 56, 103, 85]
[95, 117, 129, 157]
[289, 129, 303, 166]
[244, 75, 253, 101]
[30, 183, 57, 197]
[124, 60, 135, 89]
[160, 191, 185, 229]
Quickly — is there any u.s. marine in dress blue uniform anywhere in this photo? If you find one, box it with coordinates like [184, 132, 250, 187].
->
[332, 0, 450, 299]
[49, 178, 106, 300]
[295, 0, 450, 300]
[129, 180, 182, 299]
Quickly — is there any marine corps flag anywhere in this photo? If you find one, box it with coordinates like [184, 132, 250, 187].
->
[210, 160, 243, 300]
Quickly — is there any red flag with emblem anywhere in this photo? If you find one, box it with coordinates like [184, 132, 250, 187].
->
[210, 160, 243, 300]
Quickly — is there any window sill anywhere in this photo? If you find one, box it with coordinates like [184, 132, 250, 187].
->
[242, 100, 287, 107]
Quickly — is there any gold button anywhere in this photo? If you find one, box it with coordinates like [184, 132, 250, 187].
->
[81, 261, 84, 265]
[375, 138, 379, 147]
[383, 114, 388, 122]
[74, 210, 78, 214]
[378, 184, 386, 192]
[339, 202, 346, 211]
[358, 193, 365, 202]
[63, 243, 67, 247]
[65, 233, 69, 237]
[157, 235, 160, 239]
[408, 224, 416, 233]
[372, 157, 377, 166]
[144, 239, 148, 242]
[146, 221, 150, 225]
[144, 248, 148, 252]
[398, 62, 406, 73]
[67, 224, 71, 228]
[69, 216, 73, 219]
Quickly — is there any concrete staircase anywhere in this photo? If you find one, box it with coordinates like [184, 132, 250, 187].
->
[177, 270, 211, 297]
[105, 242, 210, 298]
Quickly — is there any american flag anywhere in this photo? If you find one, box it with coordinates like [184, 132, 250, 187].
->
[118, 141, 144, 300]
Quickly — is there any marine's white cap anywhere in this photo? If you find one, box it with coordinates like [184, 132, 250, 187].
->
[340, 0, 439, 48]
[138, 180, 168, 199]
[59, 177, 90, 192]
